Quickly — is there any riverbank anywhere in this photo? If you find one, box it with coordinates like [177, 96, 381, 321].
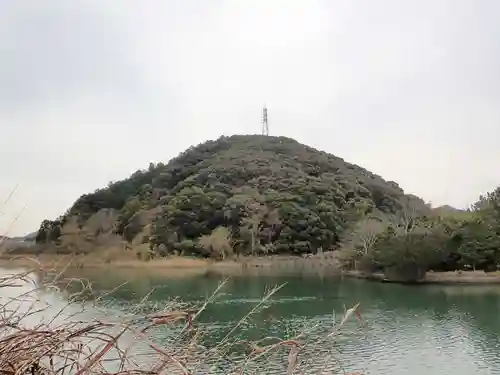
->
[343, 269, 500, 284]
[4, 253, 500, 284]
[0, 252, 341, 278]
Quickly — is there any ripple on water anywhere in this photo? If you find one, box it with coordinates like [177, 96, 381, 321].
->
[109, 288, 500, 374]
[5, 268, 500, 375]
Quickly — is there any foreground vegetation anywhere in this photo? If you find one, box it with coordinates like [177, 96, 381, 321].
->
[339, 187, 500, 282]
[0, 265, 362, 374]
[34, 135, 428, 260]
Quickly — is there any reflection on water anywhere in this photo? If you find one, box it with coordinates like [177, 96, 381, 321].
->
[3, 266, 500, 374]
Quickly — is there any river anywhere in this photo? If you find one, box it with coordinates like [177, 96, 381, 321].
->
[3, 266, 500, 374]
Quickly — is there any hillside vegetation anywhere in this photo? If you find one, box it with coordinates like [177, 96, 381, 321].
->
[339, 187, 500, 281]
[35, 135, 430, 259]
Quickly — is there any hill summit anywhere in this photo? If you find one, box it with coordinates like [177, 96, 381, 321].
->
[36, 135, 429, 257]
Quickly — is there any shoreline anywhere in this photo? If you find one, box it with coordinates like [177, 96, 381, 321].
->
[0, 253, 341, 278]
[3, 254, 500, 284]
[342, 270, 500, 285]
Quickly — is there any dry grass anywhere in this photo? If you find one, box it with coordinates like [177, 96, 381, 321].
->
[0, 261, 363, 375]
[0, 254, 211, 269]
[0, 252, 343, 281]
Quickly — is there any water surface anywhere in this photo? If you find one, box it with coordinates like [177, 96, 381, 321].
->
[4, 267, 500, 374]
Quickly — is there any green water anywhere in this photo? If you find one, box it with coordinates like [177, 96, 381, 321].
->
[7, 267, 500, 374]
[72, 269, 500, 374]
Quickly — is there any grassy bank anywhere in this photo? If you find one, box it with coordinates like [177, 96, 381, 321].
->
[6, 252, 500, 284]
[0, 251, 342, 279]
[5, 251, 500, 285]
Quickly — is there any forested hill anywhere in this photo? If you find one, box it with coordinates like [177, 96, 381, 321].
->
[36, 135, 430, 257]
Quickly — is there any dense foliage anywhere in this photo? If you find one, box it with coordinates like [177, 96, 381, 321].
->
[341, 187, 500, 281]
[36, 135, 429, 257]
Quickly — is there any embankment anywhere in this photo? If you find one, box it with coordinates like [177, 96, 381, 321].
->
[342, 270, 500, 285]
[0, 252, 341, 278]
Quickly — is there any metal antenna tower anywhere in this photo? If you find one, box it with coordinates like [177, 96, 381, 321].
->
[261, 105, 269, 136]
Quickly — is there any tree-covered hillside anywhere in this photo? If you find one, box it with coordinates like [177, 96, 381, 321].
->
[36, 135, 430, 257]
[339, 186, 500, 282]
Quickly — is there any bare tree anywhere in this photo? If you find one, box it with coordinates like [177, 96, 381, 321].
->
[199, 226, 233, 260]
[242, 201, 268, 255]
[350, 217, 387, 256]
[386, 198, 422, 235]
[338, 214, 389, 269]
[265, 209, 282, 243]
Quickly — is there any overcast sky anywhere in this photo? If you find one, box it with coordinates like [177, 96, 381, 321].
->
[1, 0, 500, 236]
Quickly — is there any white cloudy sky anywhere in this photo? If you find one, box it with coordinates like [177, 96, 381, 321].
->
[1, 0, 500, 236]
